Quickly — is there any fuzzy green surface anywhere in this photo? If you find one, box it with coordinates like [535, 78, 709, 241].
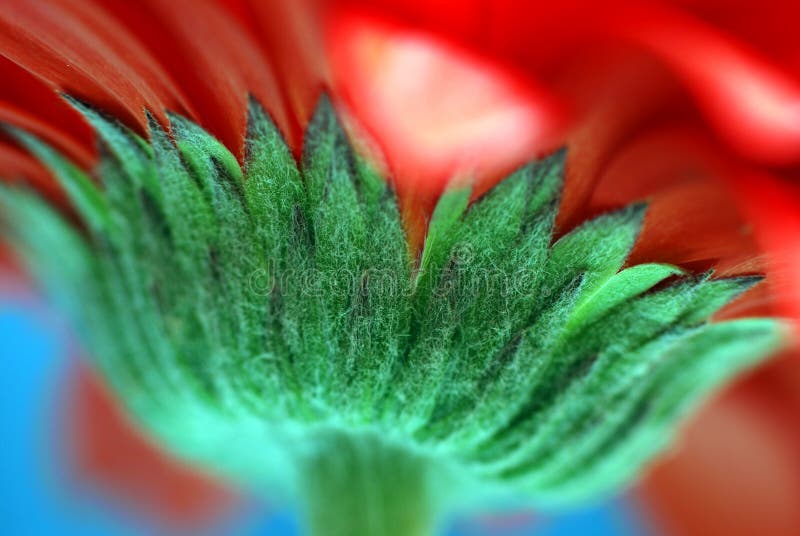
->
[0, 95, 785, 533]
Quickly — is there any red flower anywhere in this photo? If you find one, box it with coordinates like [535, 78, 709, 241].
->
[325, 4, 800, 534]
[1, 0, 799, 533]
[322, 3, 800, 534]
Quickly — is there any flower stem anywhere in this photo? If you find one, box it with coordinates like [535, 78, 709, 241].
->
[298, 431, 438, 536]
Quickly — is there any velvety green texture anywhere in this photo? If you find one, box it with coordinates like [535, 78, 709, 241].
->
[0, 96, 784, 532]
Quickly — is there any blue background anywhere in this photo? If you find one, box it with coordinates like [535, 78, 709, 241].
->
[0, 295, 654, 535]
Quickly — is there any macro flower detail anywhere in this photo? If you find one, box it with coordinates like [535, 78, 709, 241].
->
[0, 90, 784, 535]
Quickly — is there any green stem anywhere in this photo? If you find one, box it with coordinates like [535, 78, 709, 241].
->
[298, 431, 438, 536]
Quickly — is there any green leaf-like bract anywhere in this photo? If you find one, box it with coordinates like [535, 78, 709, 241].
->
[0, 96, 784, 531]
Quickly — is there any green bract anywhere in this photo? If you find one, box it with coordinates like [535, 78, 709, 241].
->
[0, 96, 784, 535]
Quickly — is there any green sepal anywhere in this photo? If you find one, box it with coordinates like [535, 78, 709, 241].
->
[395, 153, 562, 434]
[567, 263, 685, 329]
[2, 124, 113, 232]
[0, 95, 785, 522]
[63, 95, 160, 197]
[298, 96, 402, 411]
[530, 317, 783, 506]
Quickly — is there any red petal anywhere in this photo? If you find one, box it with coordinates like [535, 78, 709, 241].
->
[0, 0, 297, 159]
[0, 141, 51, 187]
[726, 170, 800, 320]
[638, 353, 800, 536]
[588, 122, 759, 270]
[616, 3, 800, 164]
[325, 10, 566, 223]
[90, 0, 290, 159]
[557, 49, 687, 230]
[236, 0, 326, 151]
[66, 364, 240, 531]
[0, 55, 95, 167]
[0, 103, 93, 171]
[0, 0, 182, 134]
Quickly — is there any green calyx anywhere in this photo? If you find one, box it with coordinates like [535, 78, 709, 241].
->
[0, 95, 785, 532]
